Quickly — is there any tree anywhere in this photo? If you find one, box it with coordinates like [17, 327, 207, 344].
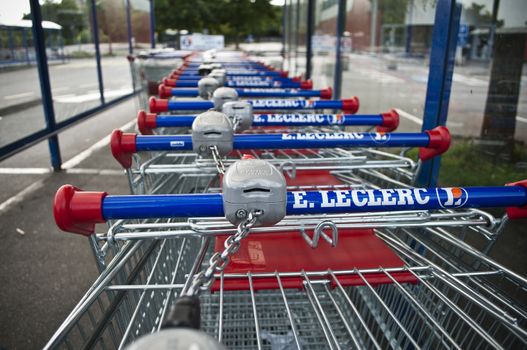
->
[154, 0, 281, 46]
[24, 0, 85, 45]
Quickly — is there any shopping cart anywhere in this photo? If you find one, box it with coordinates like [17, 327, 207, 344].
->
[127, 49, 194, 110]
[111, 110, 449, 195]
[47, 159, 527, 349]
[136, 109, 400, 135]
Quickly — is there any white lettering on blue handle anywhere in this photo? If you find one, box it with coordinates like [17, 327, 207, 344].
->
[292, 188, 469, 209]
[169, 141, 185, 148]
[250, 100, 312, 108]
[281, 132, 365, 140]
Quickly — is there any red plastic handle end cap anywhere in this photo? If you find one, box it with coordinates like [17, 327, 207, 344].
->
[506, 180, 527, 219]
[110, 129, 137, 168]
[300, 79, 313, 90]
[163, 78, 177, 87]
[158, 84, 171, 98]
[418, 126, 451, 161]
[149, 97, 169, 113]
[53, 185, 107, 236]
[292, 76, 302, 83]
[377, 109, 400, 132]
[342, 97, 360, 114]
[137, 110, 157, 135]
[320, 87, 333, 100]
[280, 70, 289, 78]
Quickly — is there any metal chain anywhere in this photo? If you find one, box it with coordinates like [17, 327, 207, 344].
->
[185, 210, 261, 296]
[210, 145, 226, 174]
[232, 118, 240, 132]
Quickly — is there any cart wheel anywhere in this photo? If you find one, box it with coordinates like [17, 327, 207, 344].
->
[125, 329, 226, 350]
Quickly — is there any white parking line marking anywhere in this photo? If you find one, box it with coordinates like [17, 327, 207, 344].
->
[447, 121, 464, 127]
[54, 88, 133, 103]
[52, 87, 70, 93]
[4, 92, 34, 100]
[79, 82, 99, 88]
[65, 168, 124, 175]
[517, 116, 527, 124]
[61, 118, 136, 169]
[0, 179, 45, 215]
[395, 108, 423, 125]
[0, 168, 51, 174]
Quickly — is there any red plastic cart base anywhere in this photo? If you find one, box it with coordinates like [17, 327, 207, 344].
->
[211, 228, 416, 291]
[211, 169, 416, 291]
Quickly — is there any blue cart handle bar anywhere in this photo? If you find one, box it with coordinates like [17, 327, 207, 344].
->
[54, 181, 527, 235]
[148, 97, 359, 114]
[137, 110, 400, 135]
[162, 79, 313, 89]
[110, 126, 450, 168]
[158, 85, 333, 99]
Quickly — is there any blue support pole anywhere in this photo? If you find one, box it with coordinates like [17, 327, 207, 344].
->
[149, 0, 156, 49]
[305, 0, 314, 79]
[333, 0, 347, 99]
[126, 0, 133, 55]
[416, 0, 461, 187]
[29, 0, 62, 170]
[89, 0, 105, 105]
[282, 0, 287, 71]
[22, 29, 30, 65]
[406, 0, 414, 55]
[8, 28, 15, 63]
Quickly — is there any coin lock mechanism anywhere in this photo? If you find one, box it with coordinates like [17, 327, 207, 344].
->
[198, 64, 213, 76]
[222, 101, 253, 132]
[212, 87, 239, 110]
[209, 70, 227, 86]
[198, 77, 220, 99]
[191, 110, 233, 157]
[223, 157, 287, 226]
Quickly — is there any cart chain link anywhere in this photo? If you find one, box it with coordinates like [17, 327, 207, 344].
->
[232, 118, 240, 132]
[186, 210, 262, 296]
[210, 145, 226, 174]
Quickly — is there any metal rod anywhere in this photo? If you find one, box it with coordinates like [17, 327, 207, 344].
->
[126, 0, 133, 55]
[333, 0, 347, 99]
[275, 273, 302, 349]
[29, 0, 62, 170]
[305, 0, 314, 79]
[247, 272, 262, 350]
[89, 0, 105, 105]
[149, 0, 155, 49]
[416, 0, 461, 186]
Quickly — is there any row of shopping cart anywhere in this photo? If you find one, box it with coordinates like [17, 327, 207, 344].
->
[48, 49, 527, 349]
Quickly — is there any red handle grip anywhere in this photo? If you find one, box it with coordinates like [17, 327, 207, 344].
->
[418, 126, 451, 161]
[376, 109, 400, 133]
[320, 87, 332, 100]
[111, 129, 137, 168]
[54, 185, 106, 236]
[163, 78, 177, 87]
[300, 79, 313, 90]
[507, 180, 527, 219]
[149, 96, 169, 113]
[137, 110, 157, 135]
[342, 97, 360, 114]
[158, 84, 172, 98]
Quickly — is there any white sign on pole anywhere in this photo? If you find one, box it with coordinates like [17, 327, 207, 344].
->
[180, 34, 225, 50]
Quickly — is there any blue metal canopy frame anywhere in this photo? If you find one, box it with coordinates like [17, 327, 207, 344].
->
[0, 0, 148, 168]
[289, 0, 460, 186]
[416, 0, 461, 187]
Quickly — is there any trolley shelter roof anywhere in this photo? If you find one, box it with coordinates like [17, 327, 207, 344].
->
[0, 19, 62, 30]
